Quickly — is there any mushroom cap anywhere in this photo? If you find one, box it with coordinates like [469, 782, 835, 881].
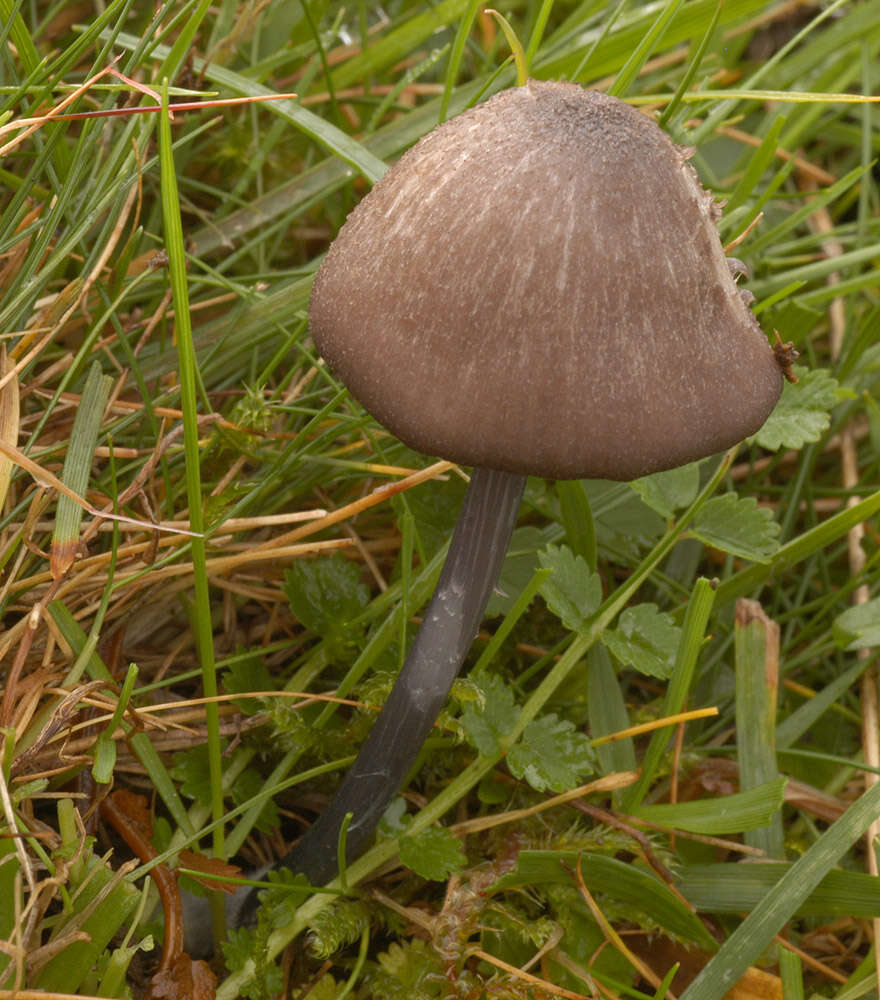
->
[310, 80, 782, 481]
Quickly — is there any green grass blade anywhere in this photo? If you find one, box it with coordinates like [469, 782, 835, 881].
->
[725, 114, 787, 215]
[679, 862, 880, 919]
[0, 0, 40, 75]
[608, 0, 686, 97]
[34, 800, 140, 992]
[556, 479, 597, 569]
[155, 0, 212, 81]
[0, 833, 15, 976]
[440, 0, 482, 122]
[525, 0, 558, 66]
[620, 577, 715, 812]
[50, 362, 112, 579]
[681, 781, 880, 1000]
[158, 81, 223, 866]
[105, 29, 389, 184]
[329, 0, 469, 91]
[215, 458, 737, 996]
[493, 850, 718, 951]
[588, 644, 637, 784]
[635, 778, 787, 835]
[735, 600, 785, 858]
[658, 0, 723, 127]
[778, 942, 804, 1000]
[776, 660, 869, 749]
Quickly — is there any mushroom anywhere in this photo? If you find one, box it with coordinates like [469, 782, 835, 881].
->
[252, 80, 782, 898]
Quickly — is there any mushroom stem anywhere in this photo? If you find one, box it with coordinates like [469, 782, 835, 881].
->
[250, 466, 525, 897]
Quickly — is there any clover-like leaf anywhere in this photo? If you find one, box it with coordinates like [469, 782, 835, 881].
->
[507, 714, 596, 792]
[602, 604, 680, 680]
[749, 368, 839, 451]
[399, 825, 466, 881]
[833, 598, 880, 651]
[171, 745, 214, 806]
[690, 494, 780, 563]
[631, 462, 701, 519]
[284, 553, 370, 635]
[538, 543, 602, 635]
[460, 669, 518, 756]
[223, 649, 274, 715]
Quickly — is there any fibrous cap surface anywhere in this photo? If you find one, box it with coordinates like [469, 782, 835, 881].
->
[310, 80, 782, 481]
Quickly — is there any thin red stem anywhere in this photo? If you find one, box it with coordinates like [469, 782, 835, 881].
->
[26, 93, 297, 123]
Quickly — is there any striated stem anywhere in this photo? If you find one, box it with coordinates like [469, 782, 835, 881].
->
[241, 466, 525, 915]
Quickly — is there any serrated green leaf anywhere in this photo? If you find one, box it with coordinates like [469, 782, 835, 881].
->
[300, 975, 338, 1000]
[833, 598, 880, 650]
[690, 494, 780, 562]
[630, 462, 701, 519]
[460, 670, 518, 756]
[283, 553, 370, 635]
[223, 925, 284, 998]
[223, 649, 275, 715]
[399, 825, 466, 880]
[170, 745, 214, 806]
[222, 926, 259, 973]
[538, 543, 602, 635]
[749, 368, 838, 450]
[602, 604, 681, 679]
[374, 939, 442, 989]
[507, 714, 596, 792]
[262, 869, 314, 931]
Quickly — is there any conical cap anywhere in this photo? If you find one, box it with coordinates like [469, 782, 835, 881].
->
[310, 80, 782, 481]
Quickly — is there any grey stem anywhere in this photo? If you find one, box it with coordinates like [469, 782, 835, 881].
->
[240, 466, 526, 918]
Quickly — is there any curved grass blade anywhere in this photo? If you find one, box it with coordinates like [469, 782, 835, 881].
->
[50, 362, 112, 579]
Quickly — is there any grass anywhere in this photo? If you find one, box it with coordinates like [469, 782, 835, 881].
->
[0, 1, 878, 998]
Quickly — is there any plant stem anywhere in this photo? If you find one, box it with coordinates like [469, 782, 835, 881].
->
[242, 466, 525, 911]
[158, 81, 223, 861]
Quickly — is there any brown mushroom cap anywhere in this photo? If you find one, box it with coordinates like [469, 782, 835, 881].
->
[310, 80, 782, 481]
